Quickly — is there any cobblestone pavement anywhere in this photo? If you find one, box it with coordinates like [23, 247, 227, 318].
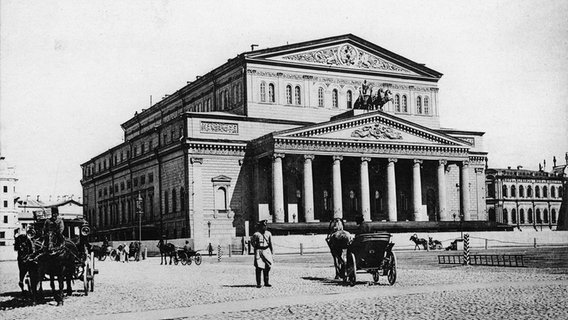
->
[1, 249, 567, 320]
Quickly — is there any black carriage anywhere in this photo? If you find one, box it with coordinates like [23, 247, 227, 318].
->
[344, 232, 397, 286]
[26, 217, 98, 296]
[174, 249, 202, 266]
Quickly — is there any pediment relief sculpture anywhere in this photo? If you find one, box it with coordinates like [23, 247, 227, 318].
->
[351, 123, 402, 140]
[281, 44, 413, 74]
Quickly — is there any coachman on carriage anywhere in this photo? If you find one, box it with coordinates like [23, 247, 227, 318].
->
[14, 209, 97, 306]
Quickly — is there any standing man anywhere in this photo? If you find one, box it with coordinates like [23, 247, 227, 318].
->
[43, 209, 65, 253]
[251, 220, 273, 288]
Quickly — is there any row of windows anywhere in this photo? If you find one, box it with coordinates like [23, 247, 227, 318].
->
[97, 173, 154, 198]
[394, 94, 430, 114]
[502, 185, 562, 198]
[501, 208, 557, 225]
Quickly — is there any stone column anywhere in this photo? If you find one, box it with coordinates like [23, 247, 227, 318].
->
[387, 158, 398, 222]
[272, 153, 285, 223]
[332, 155, 343, 219]
[360, 157, 371, 222]
[461, 161, 471, 221]
[303, 155, 315, 222]
[190, 157, 204, 250]
[412, 159, 423, 221]
[438, 160, 448, 221]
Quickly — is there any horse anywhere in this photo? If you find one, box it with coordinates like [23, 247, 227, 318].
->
[409, 234, 428, 250]
[353, 91, 374, 111]
[157, 239, 176, 265]
[372, 88, 393, 111]
[14, 234, 40, 302]
[428, 237, 443, 250]
[325, 218, 353, 280]
[129, 241, 141, 261]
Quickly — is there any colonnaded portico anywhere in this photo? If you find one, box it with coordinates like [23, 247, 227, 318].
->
[251, 110, 485, 225]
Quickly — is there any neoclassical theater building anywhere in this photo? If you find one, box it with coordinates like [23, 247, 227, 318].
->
[81, 34, 488, 248]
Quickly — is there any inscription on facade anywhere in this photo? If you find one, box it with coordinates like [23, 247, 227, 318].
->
[200, 121, 239, 135]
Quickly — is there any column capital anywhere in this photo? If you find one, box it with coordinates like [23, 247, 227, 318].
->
[333, 155, 343, 161]
[438, 159, 448, 166]
[190, 157, 203, 165]
[388, 158, 398, 163]
[304, 154, 315, 161]
[273, 153, 285, 160]
[361, 157, 371, 163]
[462, 160, 470, 167]
[413, 159, 423, 165]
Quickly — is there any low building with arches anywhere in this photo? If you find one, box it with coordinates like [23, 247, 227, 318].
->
[486, 166, 566, 230]
[81, 34, 489, 248]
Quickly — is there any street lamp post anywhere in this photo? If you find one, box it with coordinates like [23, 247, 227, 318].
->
[136, 192, 143, 261]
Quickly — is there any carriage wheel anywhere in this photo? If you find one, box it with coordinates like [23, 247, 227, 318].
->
[187, 255, 193, 265]
[110, 250, 117, 261]
[194, 253, 202, 266]
[387, 251, 397, 285]
[372, 271, 380, 283]
[179, 252, 188, 265]
[347, 253, 357, 286]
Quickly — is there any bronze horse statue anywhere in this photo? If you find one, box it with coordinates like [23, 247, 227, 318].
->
[325, 218, 353, 280]
[354, 87, 393, 111]
[157, 239, 176, 265]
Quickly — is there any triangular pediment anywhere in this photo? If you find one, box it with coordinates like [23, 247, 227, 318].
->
[245, 34, 442, 79]
[274, 111, 470, 148]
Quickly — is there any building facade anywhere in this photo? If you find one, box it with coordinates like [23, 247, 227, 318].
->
[81, 34, 487, 249]
[486, 163, 567, 230]
[0, 157, 19, 260]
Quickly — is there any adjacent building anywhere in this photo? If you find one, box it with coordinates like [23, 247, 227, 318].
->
[81, 34, 488, 249]
[0, 157, 19, 260]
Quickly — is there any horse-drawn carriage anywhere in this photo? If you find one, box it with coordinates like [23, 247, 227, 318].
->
[15, 216, 98, 305]
[344, 232, 397, 286]
[174, 249, 202, 266]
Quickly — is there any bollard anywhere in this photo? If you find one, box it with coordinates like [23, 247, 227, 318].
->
[218, 244, 222, 262]
[485, 238, 488, 250]
[228, 244, 232, 257]
[300, 243, 303, 255]
[144, 247, 147, 260]
[463, 233, 470, 265]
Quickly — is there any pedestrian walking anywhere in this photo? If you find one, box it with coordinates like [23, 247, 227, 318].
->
[251, 220, 273, 288]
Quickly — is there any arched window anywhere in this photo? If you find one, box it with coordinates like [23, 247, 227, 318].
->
[527, 186, 533, 198]
[402, 95, 408, 112]
[172, 188, 177, 212]
[318, 87, 324, 107]
[295, 86, 301, 105]
[332, 89, 338, 108]
[215, 187, 227, 210]
[551, 186, 556, 198]
[519, 185, 525, 198]
[511, 209, 517, 224]
[511, 185, 516, 197]
[552, 209, 557, 223]
[260, 82, 266, 102]
[416, 96, 422, 114]
[536, 208, 541, 223]
[519, 209, 525, 224]
[394, 94, 400, 112]
[543, 209, 548, 223]
[346, 90, 352, 109]
[528, 208, 533, 224]
[286, 85, 292, 104]
[535, 186, 540, 198]
[424, 96, 430, 114]
[543, 186, 548, 198]
[502, 185, 508, 198]
[503, 208, 508, 224]
[268, 83, 275, 102]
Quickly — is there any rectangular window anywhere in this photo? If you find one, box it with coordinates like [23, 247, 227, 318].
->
[121, 182, 125, 191]
[3, 201, 7, 208]
[140, 175, 146, 185]
[3, 215, 7, 223]
[127, 180, 131, 189]
[0, 242, 5, 246]
[3, 186, 7, 193]
[0, 231, 5, 238]
[148, 173, 154, 183]
[133, 177, 138, 187]
[141, 143, 145, 154]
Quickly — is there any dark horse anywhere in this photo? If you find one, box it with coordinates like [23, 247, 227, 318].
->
[14, 234, 40, 302]
[354, 88, 393, 111]
[157, 239, 176, 265]
[129, 241, 141, 261]
[410, 233, 428, 250]
[325, 218, 353, 280]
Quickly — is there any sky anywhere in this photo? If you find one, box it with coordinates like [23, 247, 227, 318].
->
[1, 0, 567, 202]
